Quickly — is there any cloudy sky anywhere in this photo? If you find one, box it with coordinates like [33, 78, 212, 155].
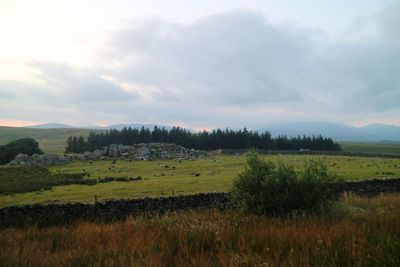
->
[0, 0, 399, 129]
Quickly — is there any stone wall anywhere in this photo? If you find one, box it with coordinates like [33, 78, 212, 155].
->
[1, 178, 400, 228]
[217, 149, 400, 159]
[0, 192, 229, 228]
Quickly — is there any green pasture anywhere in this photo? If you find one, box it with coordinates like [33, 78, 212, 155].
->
[1, 154, 399, 207]
[340, 141, 400, 155]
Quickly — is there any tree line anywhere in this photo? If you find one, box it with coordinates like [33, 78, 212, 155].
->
[65, 126, 341, 153]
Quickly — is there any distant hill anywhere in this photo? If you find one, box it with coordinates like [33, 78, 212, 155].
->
[0, 123, 172, 153]
[26, 123, 73, 129]
[0, 126, 103, 154]
[260, 122, 400, 142]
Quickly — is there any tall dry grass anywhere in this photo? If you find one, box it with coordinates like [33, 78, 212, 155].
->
[1, 194, 400, 267]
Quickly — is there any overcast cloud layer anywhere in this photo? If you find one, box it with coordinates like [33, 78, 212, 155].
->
[0, 1, 399, 128]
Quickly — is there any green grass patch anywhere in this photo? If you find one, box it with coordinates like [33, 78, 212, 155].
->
[1, 154, 399, 207]
[340, 141, 400, 155]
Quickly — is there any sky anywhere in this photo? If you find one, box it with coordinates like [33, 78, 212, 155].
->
[0, 0, 399, 129]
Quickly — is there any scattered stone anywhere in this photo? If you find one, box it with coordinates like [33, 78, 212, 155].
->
[85, 143, 207, 161]
[9, 153, 70, 167]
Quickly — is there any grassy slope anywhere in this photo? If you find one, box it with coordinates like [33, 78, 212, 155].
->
[1, 154, 400, 207]
[340, 141, 400, 155]
[1, 193, 400, 266]
[0, 126, 102, 153]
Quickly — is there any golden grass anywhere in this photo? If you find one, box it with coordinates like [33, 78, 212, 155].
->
[1, 194, 400, 266]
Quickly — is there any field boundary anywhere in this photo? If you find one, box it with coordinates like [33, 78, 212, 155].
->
[1, 178, 400, 228]
[217, 149, 400, 158]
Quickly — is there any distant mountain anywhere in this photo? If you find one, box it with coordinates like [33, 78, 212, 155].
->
[26, 123, 73, 129]
[259, 122, 400, 142]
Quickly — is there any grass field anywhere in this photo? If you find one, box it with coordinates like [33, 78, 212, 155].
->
[1, 193, 399, 266]
[340, 141, 400, 155]
[1, 154, 399, 207]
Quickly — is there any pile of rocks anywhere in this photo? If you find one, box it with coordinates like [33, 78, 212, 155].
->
[79, 143, 207, 161]
[8, 143, 207, 166]
[9, 153, 69, 167]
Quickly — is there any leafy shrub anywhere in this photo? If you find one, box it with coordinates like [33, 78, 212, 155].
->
[0, 167, 95, 194]
[0, 138, 43, 165]
[97, 176, 142, 183]
[230, 151, 339, 215]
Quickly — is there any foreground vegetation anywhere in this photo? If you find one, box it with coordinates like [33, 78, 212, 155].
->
[231, 152, 338, 215]
[0, 154, 399, 207]
[0, 193, 399, 266]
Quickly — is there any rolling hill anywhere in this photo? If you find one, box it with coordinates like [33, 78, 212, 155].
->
[0, 126, 102, 153]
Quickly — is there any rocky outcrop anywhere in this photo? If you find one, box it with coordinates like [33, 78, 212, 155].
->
[80, 143, 207, 161]
[9, 143, 207, 166]
[9, 153, 69, 167]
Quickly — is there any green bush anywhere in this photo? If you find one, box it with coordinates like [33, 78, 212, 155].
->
[0, 167, 95, 194]
[97, 176, 143, 183]
[0, 138, 44, 165]
[230, 151, 338, 215]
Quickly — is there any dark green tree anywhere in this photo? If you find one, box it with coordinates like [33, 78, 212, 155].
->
[0, 138, 44, 165]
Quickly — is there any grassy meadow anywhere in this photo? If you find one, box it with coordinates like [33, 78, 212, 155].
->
[340, 141, 400, 155]
[1, 154, 399, 207]
[1, 193, 399, 266]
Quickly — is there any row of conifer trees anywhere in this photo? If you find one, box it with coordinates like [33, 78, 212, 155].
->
[65, 126, 341, 153]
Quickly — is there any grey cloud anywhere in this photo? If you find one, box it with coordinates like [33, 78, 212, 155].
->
[3, 6, 400, 127]
[107, 11, 319, 105]
[104, 8, 400, 116]
[0, 62, 140, 124]
[32, 62, 136, 104]
[0, 81, 18, 99]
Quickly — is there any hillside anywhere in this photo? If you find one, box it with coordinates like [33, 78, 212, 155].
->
[0, 126, 102, 154]
[261, 122, 400, 142]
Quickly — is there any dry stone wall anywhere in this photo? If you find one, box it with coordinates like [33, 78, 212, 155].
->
[1, 178, 400, 228]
